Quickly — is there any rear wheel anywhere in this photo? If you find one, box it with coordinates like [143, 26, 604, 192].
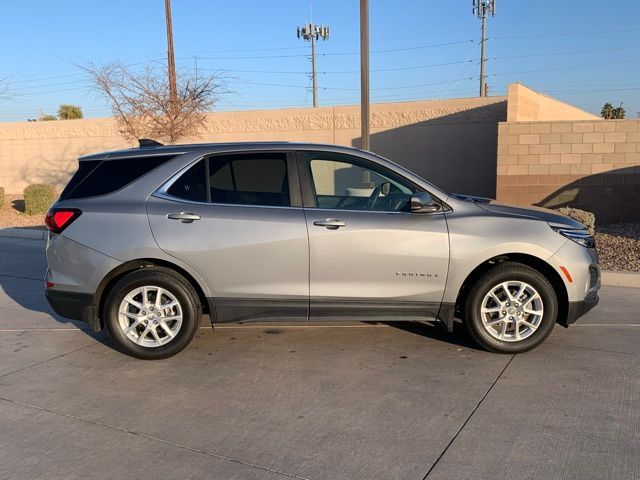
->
[464, 262, 557, 353]
[103, 268, 201, 359]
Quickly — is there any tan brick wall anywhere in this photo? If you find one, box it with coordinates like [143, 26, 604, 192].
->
[506, 84, 599, 122]
[0, 97, 507, 198]
[497, 120, 640, 222]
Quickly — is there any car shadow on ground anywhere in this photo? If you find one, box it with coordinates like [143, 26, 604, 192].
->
[379, 320, 482, 351]
[0, 268, 113, 348]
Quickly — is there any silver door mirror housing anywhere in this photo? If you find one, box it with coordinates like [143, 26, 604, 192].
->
[411, 192, 441, 213]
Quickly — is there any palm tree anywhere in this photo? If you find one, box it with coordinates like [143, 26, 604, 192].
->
[612, 103, 626, 119]
[601, 102, 614, 119]
[601, 102, 626, 119]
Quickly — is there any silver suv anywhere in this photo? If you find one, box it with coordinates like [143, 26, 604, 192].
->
[45, 141, 600, 359]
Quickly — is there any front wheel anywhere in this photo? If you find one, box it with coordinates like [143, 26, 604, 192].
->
[103, 268, 201, 359]
[464, 262, 558, 354]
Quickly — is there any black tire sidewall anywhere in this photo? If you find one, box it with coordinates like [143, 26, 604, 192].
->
[466, 264, 558, 354]
[104, 270, 200, 360]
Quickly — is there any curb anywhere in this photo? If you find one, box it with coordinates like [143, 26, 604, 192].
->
[0, 227, 47, 240]
[1, 227, 639, 287]
[601, 270, 640, 289]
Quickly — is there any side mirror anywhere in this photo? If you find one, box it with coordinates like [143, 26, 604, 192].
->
[411, 192, 441, 213]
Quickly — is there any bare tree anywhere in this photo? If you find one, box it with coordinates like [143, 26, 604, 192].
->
[82, 62, 224, 143]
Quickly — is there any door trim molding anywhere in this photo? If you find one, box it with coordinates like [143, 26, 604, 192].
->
[310, 299, 442, 322]
[210, 298, 308, 323]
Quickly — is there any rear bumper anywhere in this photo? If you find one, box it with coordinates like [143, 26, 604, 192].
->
[564, 294, 599, 327]
[45, 289, 100, 331]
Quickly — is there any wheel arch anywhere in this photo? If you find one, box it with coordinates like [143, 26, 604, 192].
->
[94, 258, 211, 330]
[454, 253, 569, 327]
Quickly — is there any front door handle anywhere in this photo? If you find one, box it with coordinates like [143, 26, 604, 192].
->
[167, 212, 201, 223]
[313, 218, 346, 230]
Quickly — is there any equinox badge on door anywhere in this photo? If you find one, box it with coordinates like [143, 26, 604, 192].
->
[395, 272, 439, 278]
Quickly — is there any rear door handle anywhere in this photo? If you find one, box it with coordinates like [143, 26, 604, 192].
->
[313, 218, 346, 230]
[167, 212, 201, 223]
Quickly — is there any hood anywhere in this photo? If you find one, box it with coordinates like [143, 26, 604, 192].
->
[453, 194, 585, 229]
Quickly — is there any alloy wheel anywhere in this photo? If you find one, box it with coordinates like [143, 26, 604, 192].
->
[117, 286, 183, 347]
[480, 281, 544, 342]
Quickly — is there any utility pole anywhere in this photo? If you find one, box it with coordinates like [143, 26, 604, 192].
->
[297, 23, 330, 108]
[164, 0, 178, 113]
[473, 0, 495, 97]
[360, 0, 370, 150]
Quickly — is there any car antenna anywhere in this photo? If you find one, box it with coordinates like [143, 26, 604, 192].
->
[138, 139, 164, 148]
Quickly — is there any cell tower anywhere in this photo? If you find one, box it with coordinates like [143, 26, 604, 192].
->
[473, 0, 496, 97]
[297, 23, 330, 107]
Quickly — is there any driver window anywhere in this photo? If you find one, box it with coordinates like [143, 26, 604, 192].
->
[308, 156, 415, 212]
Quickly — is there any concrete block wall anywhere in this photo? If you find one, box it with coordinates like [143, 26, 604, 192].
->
[496, 119, 640, 222]
[0, 96, 506, 198]
[506, 83, 599, 122]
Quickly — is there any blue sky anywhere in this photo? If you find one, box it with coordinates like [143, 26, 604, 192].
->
[1, 0, 639, 121]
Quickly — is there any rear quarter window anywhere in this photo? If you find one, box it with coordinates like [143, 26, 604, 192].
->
[61, 154, 176, 200]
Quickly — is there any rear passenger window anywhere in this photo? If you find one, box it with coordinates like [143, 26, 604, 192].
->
[167, 160, 208, 202]
[62, 155, 176, 200]
[209, 154, 289, 207]
[165, 153, 290, 207]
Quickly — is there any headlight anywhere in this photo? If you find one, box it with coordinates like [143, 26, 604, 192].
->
[553, 227, 596, 248]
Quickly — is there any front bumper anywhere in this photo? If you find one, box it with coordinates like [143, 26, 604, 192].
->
[564, 294, 599, 327]
[45, 289, 100, 331]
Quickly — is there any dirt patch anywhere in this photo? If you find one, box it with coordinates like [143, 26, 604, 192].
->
[0, 195, 46, 229]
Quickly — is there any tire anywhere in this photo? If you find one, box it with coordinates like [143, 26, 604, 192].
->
[464, 262, 557, 354]
[103, 268, 202, 360]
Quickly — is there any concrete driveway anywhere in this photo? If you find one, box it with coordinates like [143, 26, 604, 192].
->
[0, 235, 638, 480]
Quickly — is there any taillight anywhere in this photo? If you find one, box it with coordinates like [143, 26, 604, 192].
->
[45, 208, 82, 234]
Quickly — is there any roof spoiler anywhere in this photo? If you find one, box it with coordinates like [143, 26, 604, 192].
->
[138, 139, 164, 148]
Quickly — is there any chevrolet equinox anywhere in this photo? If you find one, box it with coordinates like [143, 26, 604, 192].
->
[45, 141, 600, 359]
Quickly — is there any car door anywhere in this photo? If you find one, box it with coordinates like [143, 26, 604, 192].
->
[147, 151, 309, 322]
[297, 150, 450, 321]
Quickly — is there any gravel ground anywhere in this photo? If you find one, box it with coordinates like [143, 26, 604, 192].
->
[596, 222, 640, 272]
[0, 195, 46, 229]
[1, 194, 639, 272]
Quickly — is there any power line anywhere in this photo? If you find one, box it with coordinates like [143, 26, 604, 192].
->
[7, 45, 637, 94]
[6, 36, 638, 89]
[492, 27, 640, 40]
[233, 76, 478, 92]
[174, 27, 640, 57]
[189, 39, 475, 61]
[490, 44, 640, 61]
[491, 59, 640, 76]
[195, 59, 476, 75]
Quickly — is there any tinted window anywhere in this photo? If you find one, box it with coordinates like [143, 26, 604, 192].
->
[307, 154, 415, 212]
[209, 153, 290, 207]
[59, 160, 101, 199]
[167, 160, 208, 202]
[62, 155, 176, 200]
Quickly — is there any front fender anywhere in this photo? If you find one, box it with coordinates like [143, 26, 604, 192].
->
[442, 212, 568, 305]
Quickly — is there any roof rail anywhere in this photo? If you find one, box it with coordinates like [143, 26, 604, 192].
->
[138, 139, 164, 148]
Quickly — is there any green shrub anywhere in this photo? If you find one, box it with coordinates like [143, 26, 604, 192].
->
[556, 207, 596, 234]
[0, 186, 4, 209]
[24, 184, 57, 215]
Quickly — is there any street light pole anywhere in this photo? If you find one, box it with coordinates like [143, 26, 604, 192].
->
[360, 0, 370, 150]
